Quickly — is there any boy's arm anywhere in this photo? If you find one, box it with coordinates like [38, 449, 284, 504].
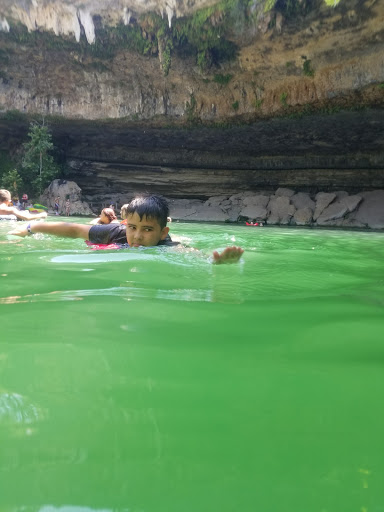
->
[212, 246, 244, 264]
[9, 221, 91, 239]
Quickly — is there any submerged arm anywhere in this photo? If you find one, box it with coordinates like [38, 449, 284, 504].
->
[9, 221, 91, 239]
[212, 246, 244, 264]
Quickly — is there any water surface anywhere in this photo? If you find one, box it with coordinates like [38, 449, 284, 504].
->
[1, 219, 384, 512]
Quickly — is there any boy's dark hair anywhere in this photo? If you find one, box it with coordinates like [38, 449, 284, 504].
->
[122, 195, 169, 229]
[0, 189, 11, 202]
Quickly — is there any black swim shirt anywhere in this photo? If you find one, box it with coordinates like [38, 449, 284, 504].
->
[88, 224, 178, 246]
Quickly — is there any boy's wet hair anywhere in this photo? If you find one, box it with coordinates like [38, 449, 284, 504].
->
[0, 189, 11, 202]
[121, 195, 169, 229]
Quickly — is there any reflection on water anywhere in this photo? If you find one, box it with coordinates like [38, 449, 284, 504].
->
[1, 221, 384, 512]
[0, 392, 43, 426]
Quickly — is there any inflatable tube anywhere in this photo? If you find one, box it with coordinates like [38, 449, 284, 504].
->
[32, 203, 48, 211]
[26, 204, 48, 213]
[0, 214, 17, 221]
[85, 240, 127, 250]
[246, 222, 263, 226]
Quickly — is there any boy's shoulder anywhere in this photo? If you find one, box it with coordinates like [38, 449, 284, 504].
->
[89, 222, 127, 244]
[158, 235, 180, 246]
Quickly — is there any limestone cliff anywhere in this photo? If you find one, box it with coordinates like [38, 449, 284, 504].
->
[0, 0, 383, 204]
[0, 0, 383, 121]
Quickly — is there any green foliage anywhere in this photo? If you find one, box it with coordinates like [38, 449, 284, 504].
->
[303, 59, 314, 77]
[172, 0, 239, 70]
[21, 121, 60, 196]
[213, 73, 233, 85]
[0, 109, 26, 121]
[378, 83, 384, 89]
[275, 0, 313, 18]
[1, 169, 22, 197]
[280, 92, 288, 106]
[0, 150, 17, 181]
[232, 100, 239, 110]
[264, 0, 277, 12]
[254, 99, 264, 109]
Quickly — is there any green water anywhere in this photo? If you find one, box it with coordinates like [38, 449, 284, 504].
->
[1, 219, 384, 512]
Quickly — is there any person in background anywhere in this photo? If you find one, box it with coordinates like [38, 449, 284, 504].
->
[54, 196, 60, 216]
[0, 189, 47, 221]
[90, 207, 120, 225]
[65, 198, 71, 216]
[21, 193, 28, 209]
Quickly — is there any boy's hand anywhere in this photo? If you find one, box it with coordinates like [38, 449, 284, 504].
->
[8, 225, 29, 237]
[212, 246, 244, 264]
[37, 211, 48, 218]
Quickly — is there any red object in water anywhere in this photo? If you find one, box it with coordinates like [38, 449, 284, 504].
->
[245, 222, 259, 226]
[85, 240, 123, 250]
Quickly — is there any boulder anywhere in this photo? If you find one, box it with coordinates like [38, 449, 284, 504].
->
[242, 194, 270, 208]
[205, 195, 229, 206]
[239, 205, 268, 221]
[275, 187, 295, 197]
[290, 192, 315, 211]
[343, 194, 363, 213]
[313, 192, 336, 220]
[349, 190, 384, 229]
[316, 202, 349, 225]
[267, 196, 295, 225]
[316, 195, 362, 225]
[41, 179, 93, 215]
[169, 198, 229, 222]
[293, 207, 313, 225]
[334, 190, 349, 200]
[168, 198, 204, 220]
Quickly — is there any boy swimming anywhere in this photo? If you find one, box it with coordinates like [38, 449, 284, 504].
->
[0, 189, 48, 221]
[9, 195, 244, 264]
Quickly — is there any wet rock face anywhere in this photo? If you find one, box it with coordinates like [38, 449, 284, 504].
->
[41, 179, 94, 215]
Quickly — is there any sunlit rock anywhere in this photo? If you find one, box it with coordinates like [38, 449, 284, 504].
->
[41, 179, 94, 215]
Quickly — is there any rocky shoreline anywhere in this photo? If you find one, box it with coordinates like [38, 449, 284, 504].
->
[168, 189, 384, 230]
[42, 180, 384, 230]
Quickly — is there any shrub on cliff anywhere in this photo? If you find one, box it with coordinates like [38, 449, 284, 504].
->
[20, 120, 60, 197]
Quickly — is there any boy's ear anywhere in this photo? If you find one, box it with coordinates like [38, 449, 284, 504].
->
[160, 226, 170, 240]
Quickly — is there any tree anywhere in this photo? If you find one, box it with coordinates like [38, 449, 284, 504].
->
[21, 120, 59, 197]
[1, 169, 23, 197]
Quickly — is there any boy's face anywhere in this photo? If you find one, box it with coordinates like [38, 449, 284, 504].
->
[125, 212, 169, 247]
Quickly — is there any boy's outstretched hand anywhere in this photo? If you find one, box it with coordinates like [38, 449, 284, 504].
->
[212, 246, 244, 264]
